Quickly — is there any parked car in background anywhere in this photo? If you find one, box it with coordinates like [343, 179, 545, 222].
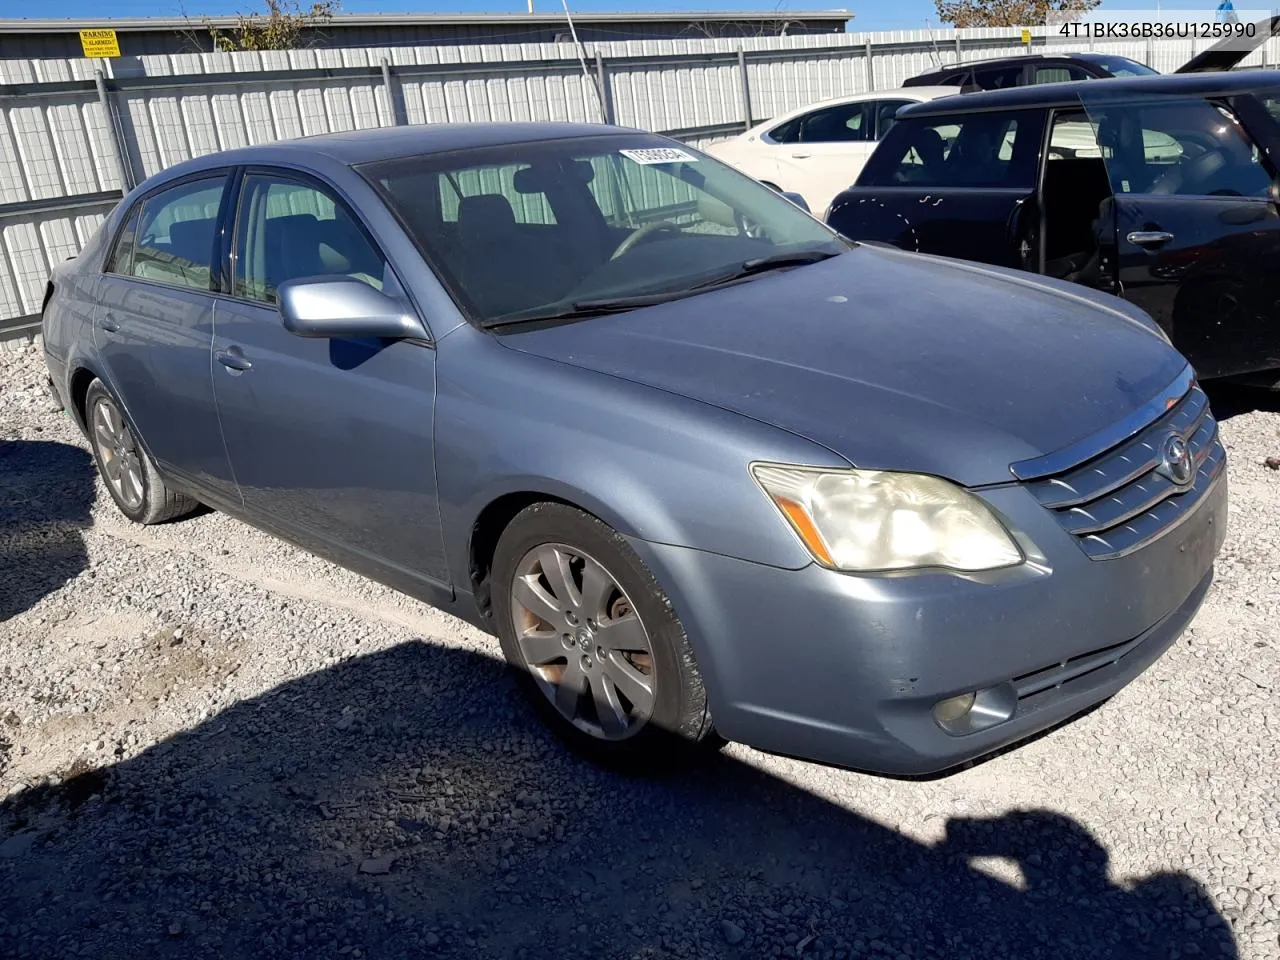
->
[827, 70, 1280, 383]
[704, 87, 960, 215]
[42, 123, 1225, 776]
[903, 52, 1159, 91]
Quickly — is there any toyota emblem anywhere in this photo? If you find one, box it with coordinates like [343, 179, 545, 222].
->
[1161, 434, 1193, 486]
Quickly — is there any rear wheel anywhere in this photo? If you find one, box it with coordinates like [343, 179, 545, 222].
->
[492, 502, 718, 766]
[84, 379, 198, 525]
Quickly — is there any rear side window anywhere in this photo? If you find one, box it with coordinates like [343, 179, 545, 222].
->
[972, 65, 1024, 91]
[1033, 65, 1091, 85]
[1082, 97, 1273, 198]
[108, 176, 225, 291]
[858, 110, 1043, 188]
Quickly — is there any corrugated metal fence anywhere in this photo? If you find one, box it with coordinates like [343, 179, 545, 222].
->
[2, 25, 1278, 338]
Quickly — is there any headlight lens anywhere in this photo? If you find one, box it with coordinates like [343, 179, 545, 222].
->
[752, 463, 1023, 572]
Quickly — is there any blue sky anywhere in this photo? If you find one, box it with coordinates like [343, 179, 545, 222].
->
[11, 0, 1257, 34]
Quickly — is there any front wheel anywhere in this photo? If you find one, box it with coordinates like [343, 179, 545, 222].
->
[492, 502, 718, 766]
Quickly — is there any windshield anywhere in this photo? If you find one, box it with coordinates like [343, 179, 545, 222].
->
[1085, 55, 1159, 78]
[361, 134, 846, 325]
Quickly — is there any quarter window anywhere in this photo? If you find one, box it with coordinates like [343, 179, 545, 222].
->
[233, 174, 389, 304]
[109, 176, 225, 291]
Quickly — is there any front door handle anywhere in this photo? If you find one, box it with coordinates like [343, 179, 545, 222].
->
[215, 347, 253, 372]
[1127, 230, 1175, 247]
[791, 152, 812, 159]
[99, 315, 120, 333]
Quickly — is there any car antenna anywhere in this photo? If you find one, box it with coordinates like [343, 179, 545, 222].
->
[561, 0, 608, 125]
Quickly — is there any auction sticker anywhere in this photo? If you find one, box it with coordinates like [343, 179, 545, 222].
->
[620, 147, 698, 165]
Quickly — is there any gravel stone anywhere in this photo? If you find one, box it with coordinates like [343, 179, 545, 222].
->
[2, 340, 1279, 959]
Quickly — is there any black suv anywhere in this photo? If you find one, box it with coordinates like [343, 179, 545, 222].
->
[826, 69, 1280, 382]
[903, 53, 1159, 91]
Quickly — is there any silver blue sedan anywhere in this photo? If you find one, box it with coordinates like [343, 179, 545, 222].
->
[40, 123, 1226, 774]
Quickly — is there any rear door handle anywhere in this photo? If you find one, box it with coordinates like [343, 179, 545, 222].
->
[1127, 230, 1175, 247]
[215, 347, 253, 372]
[791, 152, 812, 159]
[99, 315, 120, 333]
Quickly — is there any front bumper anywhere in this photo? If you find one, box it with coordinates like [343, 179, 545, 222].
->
[628, 471, 1227, 776]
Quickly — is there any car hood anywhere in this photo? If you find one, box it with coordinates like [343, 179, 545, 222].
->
[499, 245, 1186, 486]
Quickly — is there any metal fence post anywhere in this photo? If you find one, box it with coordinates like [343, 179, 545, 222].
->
[594, 50, 614, 126]
[380, 58, 405, 126]
[737, 47, 752, 130]
[954, 35, 962, 63]
[864, 40, 875, 91]
[94, 67, 136, 192]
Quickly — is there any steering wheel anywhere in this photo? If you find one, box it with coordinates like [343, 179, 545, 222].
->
[610, 220, 683, 260]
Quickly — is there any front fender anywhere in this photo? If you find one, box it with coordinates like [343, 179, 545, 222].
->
[434, 327, 846, 586]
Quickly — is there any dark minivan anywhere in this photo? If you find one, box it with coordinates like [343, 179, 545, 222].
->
[827, 70, 1280, 382]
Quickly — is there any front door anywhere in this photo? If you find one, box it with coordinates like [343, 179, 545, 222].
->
[210, 168, 449, 589]
[93, 173, 238, 500]
[1083, 92, 1280, 378]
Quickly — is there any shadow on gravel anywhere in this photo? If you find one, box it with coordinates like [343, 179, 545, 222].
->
[0, 440, 94, 625]
[0, 642, 1237, 960]
[1203, 380, 1280, 422]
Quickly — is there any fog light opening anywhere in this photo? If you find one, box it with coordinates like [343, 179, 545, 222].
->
[933, 692, 976, 726]
[933, 682, 1017, 736]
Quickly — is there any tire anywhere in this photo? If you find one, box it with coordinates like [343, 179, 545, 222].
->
[491, 502, 718, 767]
[83, 379, 198, 525]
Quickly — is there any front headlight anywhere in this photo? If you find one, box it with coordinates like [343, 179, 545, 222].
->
[751, 463, 1023, 573]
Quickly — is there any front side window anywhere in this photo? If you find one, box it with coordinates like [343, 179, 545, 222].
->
[874, 99, 916, 138]
[858, 110, 1041, 188]
[233, 173, 389, 304]
[364, 136, 845, 325]
[111, 176, 225, 291]
[1081, 96, 1273, 198]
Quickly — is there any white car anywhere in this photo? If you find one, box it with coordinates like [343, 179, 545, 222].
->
[705, 87, 961, 216]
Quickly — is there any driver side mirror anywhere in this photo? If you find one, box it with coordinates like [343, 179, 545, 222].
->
[780, 191, 810, 213]
[277, 277, 428, 340]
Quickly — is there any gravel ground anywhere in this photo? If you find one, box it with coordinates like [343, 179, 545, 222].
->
[2, 337, 1278, 960]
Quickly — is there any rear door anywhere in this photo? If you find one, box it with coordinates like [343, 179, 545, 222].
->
[210, 167, 449, 590]
[767, 99, 883, 215]
[828, 108, 1045, 271]
[94, 172, 238, 500]
[1081, 90, 1280, 377]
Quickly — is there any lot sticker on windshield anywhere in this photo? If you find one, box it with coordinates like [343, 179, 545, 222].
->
[619, 147, 698, 165]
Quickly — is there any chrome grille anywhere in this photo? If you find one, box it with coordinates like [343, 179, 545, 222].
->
[1023, 383, 1226, 560]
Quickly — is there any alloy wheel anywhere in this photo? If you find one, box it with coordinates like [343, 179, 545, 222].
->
[92, 397, 144, 511]
[509, 543, 656, 740]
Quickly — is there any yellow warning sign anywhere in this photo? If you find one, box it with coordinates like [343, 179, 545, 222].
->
[1020, 28, 1032, 45]
[79, 29, 121, 59]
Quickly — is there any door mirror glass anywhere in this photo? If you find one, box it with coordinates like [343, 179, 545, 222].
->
[277, 278, 427, 340]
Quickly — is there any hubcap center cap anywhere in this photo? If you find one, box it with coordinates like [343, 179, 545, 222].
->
[575, 627, 593, 651]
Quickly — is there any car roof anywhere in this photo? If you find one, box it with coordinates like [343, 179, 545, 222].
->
[175, 122, 642, 171]
[741, 85, 963, 135]
[897, 68, 1280, 118]
[911, 53, 1093, 77]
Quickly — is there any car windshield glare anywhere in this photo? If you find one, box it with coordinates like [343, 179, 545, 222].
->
[360, 135, 846, 325]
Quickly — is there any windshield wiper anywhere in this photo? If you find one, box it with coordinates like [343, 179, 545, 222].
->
[692, 248, 841, 289]
[484, 249, 842, 327]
